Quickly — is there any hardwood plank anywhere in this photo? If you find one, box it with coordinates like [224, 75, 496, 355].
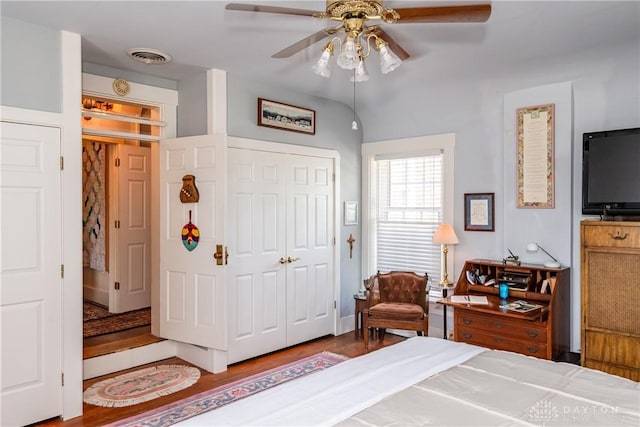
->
[83, 326, 164, 359]
[39, 331, 405, 426]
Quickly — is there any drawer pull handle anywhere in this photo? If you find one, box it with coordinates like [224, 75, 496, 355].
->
[527, 346, 539, 354]
[494, 337, 503, 343]
[608, 232, 629, 241]
[463, 319, 472, 325]
[527, 330, 539, 338]
[463, 333, 472, 339]
[493, 323, 504, 329]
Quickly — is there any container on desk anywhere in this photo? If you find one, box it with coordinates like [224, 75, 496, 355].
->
[498, 282, 509, 299]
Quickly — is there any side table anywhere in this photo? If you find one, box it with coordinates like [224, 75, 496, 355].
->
[354, 294, 367, 334]
[431, 283, 456, 339]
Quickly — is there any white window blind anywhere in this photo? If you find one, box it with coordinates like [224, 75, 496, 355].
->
[375, 154, 443, 284]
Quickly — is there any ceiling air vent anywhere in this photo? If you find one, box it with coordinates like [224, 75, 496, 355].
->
[127, 48, 172, 65]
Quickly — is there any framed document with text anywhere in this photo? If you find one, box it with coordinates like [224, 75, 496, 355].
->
[516, 103, 555, 208]
[464, 193, 495, 231]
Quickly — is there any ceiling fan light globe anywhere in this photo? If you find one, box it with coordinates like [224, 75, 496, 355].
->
[350, 59, 369, 82]
[378, 44, 401, 74]
[337, 38, 359, 70]
[312, 50, 332, 78]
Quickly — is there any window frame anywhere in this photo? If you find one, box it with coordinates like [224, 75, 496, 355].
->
[361, 133, 456, 283]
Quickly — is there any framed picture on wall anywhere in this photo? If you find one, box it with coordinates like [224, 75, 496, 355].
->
[344, 201, 358, 225]
[257, 98, 316, 135]
[464, 193, 495, 231]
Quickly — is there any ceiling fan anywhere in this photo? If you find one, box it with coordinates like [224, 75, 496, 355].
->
[225, 1, 492, 71]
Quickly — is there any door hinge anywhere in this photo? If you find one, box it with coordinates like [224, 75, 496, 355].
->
[115, 157, 121, 167]
[61, 373, 64, 386]
[60, 156, 64, 170]
[115, 282, 120, 290]
[115, 220, 120, 229]
[334, 301, 337, 309]
[333, 237, 336, 245]
[60, 264, 64, 278]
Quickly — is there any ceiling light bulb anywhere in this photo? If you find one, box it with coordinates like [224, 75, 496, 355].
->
[352, 120, 358, 130]
[312, 49, 332, 78]
[350, 59, 369, 82]
[337, 38, 359, 70]
[378, 43, 402, 74]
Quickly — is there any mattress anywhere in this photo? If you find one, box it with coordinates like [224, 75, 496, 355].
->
[177, 337, 640, 426]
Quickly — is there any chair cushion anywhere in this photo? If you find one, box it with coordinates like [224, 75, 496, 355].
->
[368, 302, 425, 320]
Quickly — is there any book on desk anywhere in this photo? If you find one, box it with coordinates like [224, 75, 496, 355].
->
[449, 295, 488, 304]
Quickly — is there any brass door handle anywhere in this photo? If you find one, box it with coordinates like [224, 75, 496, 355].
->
[213, 245, 228, 265]
[287, 256, 300, 263]
[279, 257, 287, 264]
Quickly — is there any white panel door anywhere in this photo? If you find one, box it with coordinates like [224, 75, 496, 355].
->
[227, 149, 334, 362]
[112, 144, 151, 313]
[286, 155, 334, 345]
[0, 122, 62, 426]
[227, 149, 287, 363]
[159, 134, 226, 350]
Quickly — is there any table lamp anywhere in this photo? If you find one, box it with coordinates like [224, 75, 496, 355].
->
[526, 242, 561, 268]
[433, 223, 459, 286]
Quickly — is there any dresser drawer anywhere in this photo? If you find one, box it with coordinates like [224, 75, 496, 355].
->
[583, 224, 640, 248]
[456, 327, 548, 359]
[457, 312, 547, 343]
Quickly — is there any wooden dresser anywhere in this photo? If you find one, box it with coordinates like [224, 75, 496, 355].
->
[581, 220, 640, 381]
[442, 259, 570, 360]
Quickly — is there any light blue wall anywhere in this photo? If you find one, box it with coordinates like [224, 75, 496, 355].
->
[176, 72, 208, 137]
[1, 16, 61, 112]
[83, 63, 177, 90]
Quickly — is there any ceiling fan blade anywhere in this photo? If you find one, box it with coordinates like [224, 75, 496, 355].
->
[225, 3, 320, 17]
[369, 28, 410, 61]
[272, 29, 337, 58]
[394, 4, 492, 23]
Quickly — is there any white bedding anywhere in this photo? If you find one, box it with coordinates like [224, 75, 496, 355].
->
[177, 337, 640, 426]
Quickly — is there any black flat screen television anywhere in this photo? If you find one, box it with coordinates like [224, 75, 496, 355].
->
[582, 127, 640, 217]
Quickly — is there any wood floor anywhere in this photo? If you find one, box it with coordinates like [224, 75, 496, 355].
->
[41, 330, 405, 427]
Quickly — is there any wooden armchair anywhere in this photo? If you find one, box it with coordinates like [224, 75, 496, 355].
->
[363, 271, 429, 349]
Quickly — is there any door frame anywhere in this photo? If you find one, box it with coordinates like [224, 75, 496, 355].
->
[228, 136, 341, 336]
[82, 73, 178, 333]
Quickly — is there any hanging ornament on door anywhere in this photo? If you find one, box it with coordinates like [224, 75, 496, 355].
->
[181, 210, 200, 251]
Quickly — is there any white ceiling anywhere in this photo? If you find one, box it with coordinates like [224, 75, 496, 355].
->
[2, 1, 639, 111]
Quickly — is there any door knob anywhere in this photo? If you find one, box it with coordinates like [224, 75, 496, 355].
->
[279, 257, 287, 264]
[287, 256, 300, 263]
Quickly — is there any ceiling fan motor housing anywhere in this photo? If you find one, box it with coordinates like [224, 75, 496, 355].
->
[326, 0, 385, 19]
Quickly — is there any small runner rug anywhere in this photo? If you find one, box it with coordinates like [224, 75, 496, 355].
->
[83, 303, 151, 338]
[84, 365, 201, 408]
[104, 351, 348, 427]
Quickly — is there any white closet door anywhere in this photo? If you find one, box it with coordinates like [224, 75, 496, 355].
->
[285, 155, 335, 345]
[227, 148, 335, 363]
[1, 122, 62, 426]
[227, 149, 287, 363]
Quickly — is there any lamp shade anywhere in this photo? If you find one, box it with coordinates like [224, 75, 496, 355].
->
[433, 223, 459, 245]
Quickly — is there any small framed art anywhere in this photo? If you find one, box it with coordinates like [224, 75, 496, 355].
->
[464, 193, 495, 231]
[257, 98, 315, 135]
[344, 201, 358, 225]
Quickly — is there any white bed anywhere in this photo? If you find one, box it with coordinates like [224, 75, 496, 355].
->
[177, 337, 640, 426]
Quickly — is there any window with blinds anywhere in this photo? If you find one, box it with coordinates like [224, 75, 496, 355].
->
[375, 154, 443, 290]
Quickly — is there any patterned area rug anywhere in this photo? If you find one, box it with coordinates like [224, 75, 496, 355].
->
[83, 302, 151, 338]
[84, 365, 201, 407]
[83, 301, 113, 321]
[104, 351, 348, 427]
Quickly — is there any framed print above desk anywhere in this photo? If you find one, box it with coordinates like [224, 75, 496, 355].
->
[464, 193, 495, 231]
